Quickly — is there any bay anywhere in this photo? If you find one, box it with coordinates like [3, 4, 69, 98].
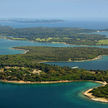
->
[0, 81, 108, 108]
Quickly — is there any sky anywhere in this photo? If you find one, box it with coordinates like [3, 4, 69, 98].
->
[0, 0, 108, 20]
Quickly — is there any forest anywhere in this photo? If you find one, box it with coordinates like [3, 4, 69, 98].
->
[2, 46, 108, 63]
[90, 84, 108, 99]
[0, 46, 108, 82]
[1, 65, 108, 82]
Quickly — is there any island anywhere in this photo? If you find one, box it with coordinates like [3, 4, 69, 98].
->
[0, 26, 108, 45]
[0, 19, 64, 23]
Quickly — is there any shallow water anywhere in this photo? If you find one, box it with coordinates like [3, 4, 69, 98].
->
[0, 81, 108, 108]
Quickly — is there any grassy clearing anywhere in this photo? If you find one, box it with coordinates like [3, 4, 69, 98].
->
[97, 39, 108, 45]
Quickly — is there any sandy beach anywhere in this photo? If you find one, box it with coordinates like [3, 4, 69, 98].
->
[73, 55, 102, 62]
[83, 81, 108, 103]
[0, 80, 101, 84]
[40, 55, 102, 64]
[0, 80, 73, 84]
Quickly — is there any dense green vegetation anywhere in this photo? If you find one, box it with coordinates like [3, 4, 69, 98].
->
[0, 65, 108, 82]
[0, 26, 107, 45]
[10, 46, 108, 62]
[97, 39, 108, 45]
[91, 84, 108, 98]
[0, 65, 93, 81]
[0, 46, 108, 82]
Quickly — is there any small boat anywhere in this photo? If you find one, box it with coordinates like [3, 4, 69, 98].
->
[71, 66, 79, 69]
[97, 30, 100, 32]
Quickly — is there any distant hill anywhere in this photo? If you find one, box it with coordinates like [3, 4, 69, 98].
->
[0, 18, 64, 23]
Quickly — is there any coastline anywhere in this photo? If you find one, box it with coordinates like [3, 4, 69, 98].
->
[73, 55, 102, 62]
[83, 81, 108, 103]
[40, 55, 102, 63]
[0, 80, 73, 84]
[0, 79, 106, 85]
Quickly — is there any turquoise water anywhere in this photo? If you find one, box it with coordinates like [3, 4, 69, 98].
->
[0, 81, 108, 108]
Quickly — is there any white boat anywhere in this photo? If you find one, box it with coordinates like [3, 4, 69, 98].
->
[97, 30, 100, 32]
[71, 66, 79, 69]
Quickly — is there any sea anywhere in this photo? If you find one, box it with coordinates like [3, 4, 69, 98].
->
[0, 20, 108, 108]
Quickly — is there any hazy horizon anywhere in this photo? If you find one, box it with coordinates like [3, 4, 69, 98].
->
[0, 0, 108, 21]
[0, 18, 108, 22]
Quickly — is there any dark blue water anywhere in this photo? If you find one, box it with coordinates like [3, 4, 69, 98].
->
[46, 56, 108, 70]
[89, 31, 108, 37]
[0, 20, 108, 29]
[0, 81, 108, 108]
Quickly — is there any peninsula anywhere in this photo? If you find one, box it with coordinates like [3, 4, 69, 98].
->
[83, 81, 108, 103]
